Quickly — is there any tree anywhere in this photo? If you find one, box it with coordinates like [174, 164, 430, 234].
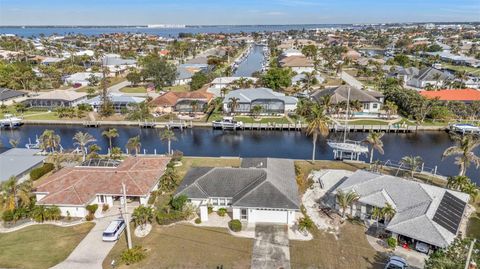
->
[73, 131, 97, 161]
[250, 105, 263, 119]
[363, 132, 384, 163]
[140, 54, 177, 90]
[400, 155, 423, 178]
[160, 129, 177, 154]
[160, 165, 180, 192]
[126, 136, 141, 155]
[0, 176, 31, 210]
[86, 74, 100, 86]
[102, 128, 119, 152]
[371, 207, 382, 230]
[170, 194, 188, 211]
[190, 72, 210, 91]
[425, 237, 479, 269]
[39, 129, 61, 152]
[301, 71, 317, 94]
[8, 138, 19, 148]
[336, 190, 359, 218]
[383, 100, 398, 120]
[228, 97, 240, 114]
[305, 104, 329, 161]
[111, 147, 123, 160]
[301, 44, 317, 59]
[132, 205, 154, 229]
[442, 134, 480, 176]
[126, 71, 142, 86]
[447, 176, 478, 201]
[260, 67, 293, 90]
[381, 203, 396, 224]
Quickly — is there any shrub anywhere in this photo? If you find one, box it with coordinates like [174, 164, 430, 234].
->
[86, 204, 98, 215]
[387, 237, 397, 249]
[228, 219, 242, 232]
[102, 204, 109, 212]
[298, 216, 315, 232]
[217, 208, 227, 217]
[207, 205, 213, 214]
[2, 210, 14, 222]
[85, 214, 94, 221]
[120, 245, 146, 265]
[30, 163, 55, 180]
[156, 210, 187, 225]
[171, 150, 183, 162]
[195, 218, 201, 224]
[170, 195, 187, 211]
[147, 191, 157, 205]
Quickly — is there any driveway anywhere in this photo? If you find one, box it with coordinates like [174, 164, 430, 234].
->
[251, 225, 291, 269]
[50, 214, 121, 269]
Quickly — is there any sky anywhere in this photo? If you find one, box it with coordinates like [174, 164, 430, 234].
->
[0, 0, 479, 26]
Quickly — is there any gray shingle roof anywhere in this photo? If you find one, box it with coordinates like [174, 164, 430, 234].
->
[0, 89, 27, 101]
[223, 88, 298, 105]
[311, 85, 381, 104]
[175, 158, 300, 210]
[415, 67, 452, 81]
[0, 148, 46, 182]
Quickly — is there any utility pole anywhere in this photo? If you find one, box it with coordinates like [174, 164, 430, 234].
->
[122, 183, 133, 250]
[465, 238, 477, 269]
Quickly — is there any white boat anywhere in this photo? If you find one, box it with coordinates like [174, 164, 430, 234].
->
[449, 123, 480, 134]
[0, 114, 23, 128]
[212, 117, 244, 130]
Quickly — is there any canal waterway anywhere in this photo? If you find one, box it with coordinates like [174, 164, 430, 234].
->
[234, 44, 266, 77]
[0, 125, 478, 183]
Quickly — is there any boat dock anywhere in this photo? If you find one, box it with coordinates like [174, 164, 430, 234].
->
[332, 124, 416, 133]
[448, 123, 480, 135]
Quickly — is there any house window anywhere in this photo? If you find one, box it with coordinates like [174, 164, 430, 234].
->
[373, 104, 378, 109]
[219, 198, 226, 206]
[241, 209, 247, 220]
[363, 103, 369, 109]
[212, 198, 218, 206]
[99, 195, 105, 203]
[227, 199, 232, 206]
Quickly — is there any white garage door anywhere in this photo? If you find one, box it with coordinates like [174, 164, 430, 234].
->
[254, 209, 288, 224]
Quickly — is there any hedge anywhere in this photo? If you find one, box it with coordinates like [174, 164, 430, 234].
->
[30, 163, 54, 180]
[156, 210, 187, 225]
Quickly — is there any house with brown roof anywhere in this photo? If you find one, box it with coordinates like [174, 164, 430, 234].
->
[279, 56, 315, 73]
[149, 91, 214, 114]
[33, 157, 170, 218]
[420, 89, 480, 103]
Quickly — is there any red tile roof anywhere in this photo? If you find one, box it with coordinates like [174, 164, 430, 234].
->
[149, 91, 214, 107]
[419, 89, 480, 101]
[34, 157, 170, 206]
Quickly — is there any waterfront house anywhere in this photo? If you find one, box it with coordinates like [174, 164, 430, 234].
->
[222, 87, 298, 115]
[280, 48, 304, 57]
[34, 157, 170, 218]
[149, 90, 214, 114]
[175, 158, 300, 225]
[279, 56, 315, 73]
[84, 93, 146, 113]
[0, 88, 27, 105]
[210, 76, 258, 89]
[406, 67, 453, 89]
[102, 54, 137, 75]
[325, 170, 469, 250]
[64, 72, 103, 87]
[24, 90, 88, 108]
[311, 85, 384, 113]
[174, 63, 209, 86]
[0, 148, 47, 183]
[419, 89, 480, 104]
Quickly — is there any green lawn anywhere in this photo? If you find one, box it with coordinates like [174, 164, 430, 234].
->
[442, 63, 480, 76]
[0, 223, 95, 269]
[103, 224, 252, 269]
[235, 116, 291, 124]
[119, 86, 147, 94]
[165, 84, 190, 92]
[340, 119, 390, 126]
[467, 199, 480, 239]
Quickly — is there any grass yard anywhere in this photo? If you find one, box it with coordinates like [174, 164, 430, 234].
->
[103, 224, 253, 269]
[442, 63, 480, 76]
[235, 116, 291, 124]
[341, 119, 390, 126]
[119, 86, 147, 94]
[290, 222, 385, 269]
[0, 223, 94, 269]
[177, 157, 241, 178]
[467, 199, 480, 239]
[165, 84, 190, 92]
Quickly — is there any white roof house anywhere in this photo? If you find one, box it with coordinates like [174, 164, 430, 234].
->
[281, 48, 304, 57]
[25, 90, 88, 108]
[65, 72, 103, 86]
[332, 170, 470, 248]
[210, 77, 258, 89]
[0, 148, 47, 182]
[222, 87, 298, 114]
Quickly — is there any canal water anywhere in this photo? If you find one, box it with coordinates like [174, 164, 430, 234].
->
[234, 44, 266, 77]
[0, 125, 477, 183]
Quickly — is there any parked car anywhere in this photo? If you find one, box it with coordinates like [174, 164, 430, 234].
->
[384, 256, 408, 269]
[102, 219, 125, 241]
[415, 241, 430, 254]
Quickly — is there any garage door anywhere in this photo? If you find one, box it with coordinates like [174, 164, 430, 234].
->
[254, 209, 288, 224]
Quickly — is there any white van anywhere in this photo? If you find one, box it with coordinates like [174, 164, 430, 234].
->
[102, 219, 125, 242]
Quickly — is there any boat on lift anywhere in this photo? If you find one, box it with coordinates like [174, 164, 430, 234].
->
[0, 114, 23, 128]
[212, 117, 244, 130]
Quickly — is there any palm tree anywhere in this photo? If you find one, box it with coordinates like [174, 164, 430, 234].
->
[381, 203, 396, 224]
[383, 100, 398, 120]
[73, 131, 97, 161]
[0, 176, 31, 210]
[132, 205, 154, 230]
[371, 206, 383, 230]
[336, 190, 360, 218]
[442, 134, 480, 176]
[9, 138, 19, 148]
[447, 176, 479, 201]
[432, 73, 442, 89]
[321, 95, 333, 115]
[228, 97, 240, 115]
[160, 129, 177, 155]
[305, 104, 329, 162]
[39, 129, 61, 153]
[250, 105, 263, 119]
[400, 155, 423, 178]
[363, 132, 385, 164]
[102, 128, 119, 152]
[126, 135, 141, 156]
[301, 71, 317, 94]
[296, 98, 313, 118]
[190, 100, 199, 114]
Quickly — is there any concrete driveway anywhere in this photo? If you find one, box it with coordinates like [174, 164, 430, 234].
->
[251, 225, 291, 269]
[50, 214, 122, 269]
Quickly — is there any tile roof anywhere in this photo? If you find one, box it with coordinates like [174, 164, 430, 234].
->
[419, 89, 480, 101]
[149, 91, 214, 107]
[279, 56, 314, 67]
[335, 170, 470, 247]
[175, 158, 300, 210]
[34, 157, 170, 206]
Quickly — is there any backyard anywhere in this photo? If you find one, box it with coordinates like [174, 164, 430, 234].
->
[0, 223, 95, 269]
[119, 86, 147, 94]
[103, 224, 253, 269]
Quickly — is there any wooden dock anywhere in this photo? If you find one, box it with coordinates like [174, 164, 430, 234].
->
[332, 124, 415, 133]
[83, 121, 99, 127]
[166, 121, 190, 130]
[139, 121, 156, 128]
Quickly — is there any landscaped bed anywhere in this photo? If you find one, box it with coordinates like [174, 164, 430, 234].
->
[103, 224, 253, 269]
[0, 223, 95, 269]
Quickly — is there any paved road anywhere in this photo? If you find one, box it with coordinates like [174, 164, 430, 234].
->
[251, 225, 291, 269]
[50, 215, 120, 269]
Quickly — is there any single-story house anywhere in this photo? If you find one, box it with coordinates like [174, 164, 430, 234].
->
[174, 64, 209, 86]
[41, 57, 65, 65]
[223, 87, 298, 114]
[420, 89, 480, 103]
[25, 90, 88, 108]
[149, 91, 214, 113]
[311, 85, 384, 113]
[84, 94, 146, 113]
[407, 67, 453, 89]
[102, 54, 137, 74]
[326, 170, 469, 249]
[0, 148, 47, 182]
[279, 56, 315, 73]
[292, 73, 325, 86]
[281, 48, 304, 57]
[64, 72, 103, 87]
[210, 76, 258, 89]
[34, 156, 170, 218]
[175, 158, 300, 225]
[0, 88, 27, 104]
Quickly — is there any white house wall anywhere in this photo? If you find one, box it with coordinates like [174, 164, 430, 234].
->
[58, 206, 87, 218]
